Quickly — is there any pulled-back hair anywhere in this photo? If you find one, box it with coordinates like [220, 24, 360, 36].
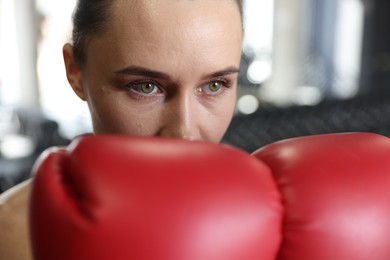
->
[71, 0, 243, 66]
[71, 0, 112, 65]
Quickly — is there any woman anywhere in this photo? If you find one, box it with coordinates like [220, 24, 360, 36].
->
[0, 0, 243, 259]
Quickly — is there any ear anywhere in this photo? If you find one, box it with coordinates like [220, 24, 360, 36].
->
[63, 43, 86, 101]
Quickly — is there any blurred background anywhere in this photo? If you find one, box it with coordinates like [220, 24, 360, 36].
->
[1, 0, 390, 192]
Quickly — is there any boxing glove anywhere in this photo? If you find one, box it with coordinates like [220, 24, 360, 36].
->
[29, 135, 282, 260]
[252, 132, 390, 260]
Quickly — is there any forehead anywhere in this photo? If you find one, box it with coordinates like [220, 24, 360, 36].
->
[107, 0, 241, 37]
[108, 0, 241, 33]
[86, 0, 242, 76]
[110, 0, 240, 15]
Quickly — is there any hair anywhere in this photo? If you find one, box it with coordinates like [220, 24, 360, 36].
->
[71, 0, 243, 66]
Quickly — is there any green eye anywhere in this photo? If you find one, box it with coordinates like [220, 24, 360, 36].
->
[130, 82, 161, 95]
[208, 81, 223, 92]
[197, 81, 227, 96]
[140, 83, 157, 94]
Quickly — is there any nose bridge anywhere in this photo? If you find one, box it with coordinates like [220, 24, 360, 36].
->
[162, 90, 199, 140]
[173, 91, 193, 132]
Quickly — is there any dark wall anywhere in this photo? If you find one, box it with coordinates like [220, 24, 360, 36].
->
[360, 0, 390, 95]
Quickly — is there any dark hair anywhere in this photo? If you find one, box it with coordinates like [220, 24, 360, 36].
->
[71, 0, 112, 66]
[71, 0, 243, 66]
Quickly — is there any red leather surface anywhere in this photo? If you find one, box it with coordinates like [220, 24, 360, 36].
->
[252, 132, 390, 260]
[30, 135, 282, 260]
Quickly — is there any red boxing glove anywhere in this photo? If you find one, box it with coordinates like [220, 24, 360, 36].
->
[252, 132, 390, 260]
[29, 135, 282, 260]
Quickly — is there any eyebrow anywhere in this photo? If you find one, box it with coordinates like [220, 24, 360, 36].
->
[115, 66, 170, 79]
[115, 66, 240, 80]
[205, 66, 240, 79]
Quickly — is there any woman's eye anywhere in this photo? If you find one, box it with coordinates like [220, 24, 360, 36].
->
[131, 82, 161, 95]
[208, 81, 223, 92]
[201, 81, 225, 95]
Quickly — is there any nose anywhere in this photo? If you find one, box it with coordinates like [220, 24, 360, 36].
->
[157, 93, 201, 141]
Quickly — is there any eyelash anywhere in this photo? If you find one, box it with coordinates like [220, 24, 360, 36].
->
[202, 78, 233, 95]
[125, 78, 233, 99]
[125, 79, 163, 99]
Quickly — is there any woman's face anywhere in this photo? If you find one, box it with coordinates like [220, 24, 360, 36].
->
[64, 0, 243, 142]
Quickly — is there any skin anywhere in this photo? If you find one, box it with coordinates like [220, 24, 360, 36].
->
[64, 0, 243, 142]
[0, 0, 243, 259]
[0, 180, 31, 260]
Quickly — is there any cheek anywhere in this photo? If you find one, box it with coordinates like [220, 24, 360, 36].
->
[201, 92, 237, 142]
[88, 95, 161, 136]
